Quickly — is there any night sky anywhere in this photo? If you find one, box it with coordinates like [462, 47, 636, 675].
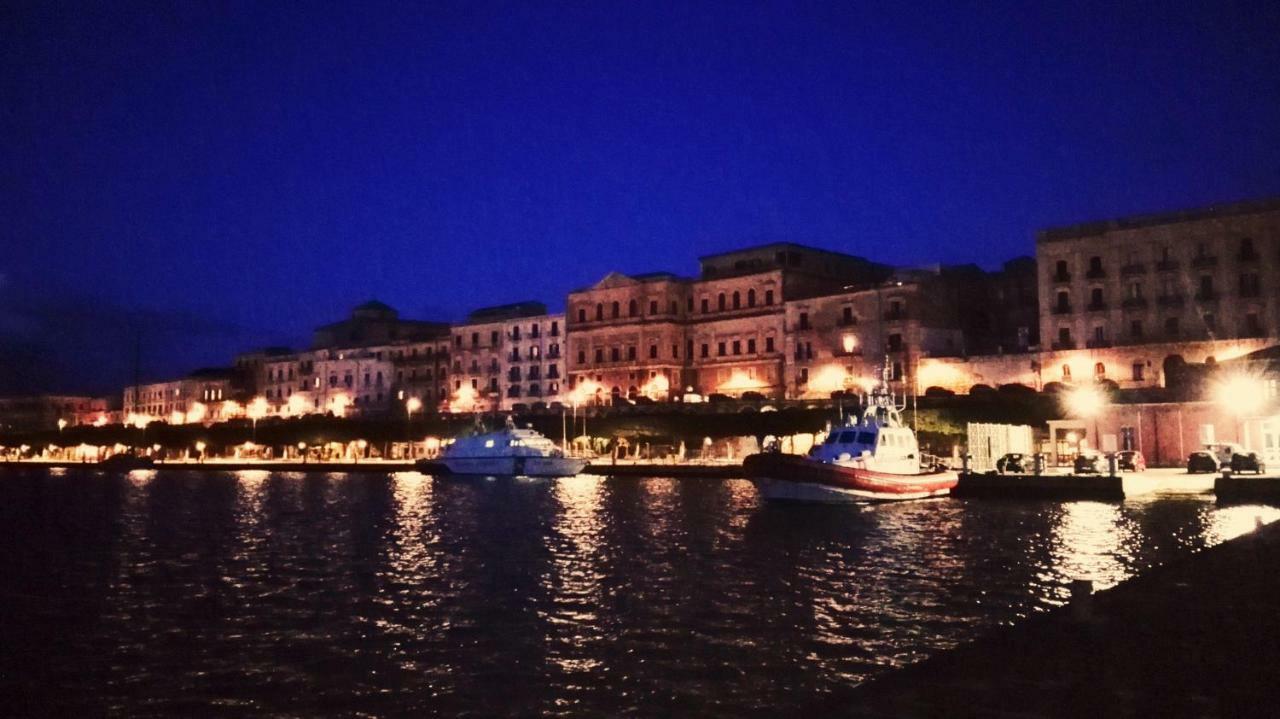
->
[3, 1, 1279, 395]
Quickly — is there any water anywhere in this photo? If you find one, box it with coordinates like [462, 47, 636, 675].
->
[0, 468, 1274, 716]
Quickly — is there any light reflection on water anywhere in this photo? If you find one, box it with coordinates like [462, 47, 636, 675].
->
[0, 468, 1272, 717]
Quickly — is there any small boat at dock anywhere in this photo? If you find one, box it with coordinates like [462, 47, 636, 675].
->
[417, 418, 588, 478]
[744, 370, 957, 503]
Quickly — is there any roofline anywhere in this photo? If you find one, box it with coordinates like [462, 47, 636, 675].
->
[1038, 196, 1280, 243]
[697, 241, 872, 262]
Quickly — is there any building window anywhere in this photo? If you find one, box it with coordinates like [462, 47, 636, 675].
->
[717, 342, 726, 356]
[747, 338, 757, 354]
[1054, 260, 1069, 281]
[1132, 362, 1145, 381]
[799, 368, 809, 384]
[649, 344, 658, 359]
[1089, 287, 1103, 308]
[649, 300, 658, 315]
[732, 291, 741, 309]
[491, 330, 499, 344]
[891, 362, 903, 381]
[701, 298, 709, 313]
[1056, 291, 1070, 312]
[611, 301, 620, 318]
[1164, 317, 1180, 337]
[765, 290, 774, 306]
[888, 333, 902, 352]
[1058, 327, 1071, 346]
[798, 312, 810, 330]
[765, 336, 775, 353]
[1130, 320, 1143, 339]
[1240, 272, 1261, 297]
[718, 293, 726, 311]
[1062, 364, 1071, 381]
[1093, 326, 1105, 343]
[700, 343, 709, 358]
[611, 348, 621, 362]
[747, 289, 756, 307]
[732, 340, 741, 355]
[629, 300, 638, 317]
[627, 346, 637, 361]
[595, 349, 604, 363]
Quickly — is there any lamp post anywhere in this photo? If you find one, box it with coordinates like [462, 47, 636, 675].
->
[194, 441, 206, 464]
[405, 396, 422, 459]
[297, 441, 307, 464]
[247, 396, 268, 444]
[57, 418, 67, 434]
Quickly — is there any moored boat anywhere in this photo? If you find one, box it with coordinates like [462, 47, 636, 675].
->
[419, 418, 587, 478]
[744, 369, 956, 503]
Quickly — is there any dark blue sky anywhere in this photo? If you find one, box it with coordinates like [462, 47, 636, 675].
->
[3, 0, 1279, 394]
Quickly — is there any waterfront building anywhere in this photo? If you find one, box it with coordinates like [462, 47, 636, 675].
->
[1037, 197, 1280, 352]
[123, 368, 239, 425]
[567, 243, 893, 401]
[449, 302, 565, 412]
[311, 300, 450, 349]
[783, 270, 966, 398]
[0, 395, 111, 432]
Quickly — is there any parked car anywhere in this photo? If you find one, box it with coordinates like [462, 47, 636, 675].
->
[1186, 451, 1218, 474]
[1204, 443, 1246, 468]
[1073, 450, 1108, 474]
[1230, 451, 1267, 475]
[1116, 450, 1147, 473]
[996, 453, 1029, 474]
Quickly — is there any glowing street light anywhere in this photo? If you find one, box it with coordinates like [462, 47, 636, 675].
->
[195, 440, 206, 463]
[1214, 372, 1268, 448]
[1062, 384, 1107, 448]
[57, 418, 67, 433]
[247, 396, 269, 442]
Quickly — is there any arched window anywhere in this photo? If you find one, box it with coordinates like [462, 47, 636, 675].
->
[718, 293, 726, 311]
[595, 304, 603, 321]
[628, 299, 638, 317]
[732, 291, 741, 309]
[611, 301, 620, 318]
[747, 289, 756, 307]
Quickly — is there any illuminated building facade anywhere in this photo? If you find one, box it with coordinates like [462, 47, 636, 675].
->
[1037, 197, 1280, 352]
[449, 302, 566, 412]
[784, 271, 966, 398]
[123, 368, 238, 425]
[0, 395, 111, 432]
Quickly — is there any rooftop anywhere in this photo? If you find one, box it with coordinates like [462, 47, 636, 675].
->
[1038, 196, 1280, 242]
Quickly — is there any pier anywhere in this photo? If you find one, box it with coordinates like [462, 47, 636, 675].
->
[839, 518, 1280, 717]
[954, 470, 1160, 500]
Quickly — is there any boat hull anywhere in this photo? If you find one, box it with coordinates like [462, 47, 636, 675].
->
[744, 453, 957, 503]
[435, 455, 588, 478]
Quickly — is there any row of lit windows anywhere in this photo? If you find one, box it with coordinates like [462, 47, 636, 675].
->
[575, 289, 777, 324]
[1050, 238, 1262, 281]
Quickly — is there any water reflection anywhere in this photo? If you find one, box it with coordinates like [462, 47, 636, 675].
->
[0, 472, 1268, 716]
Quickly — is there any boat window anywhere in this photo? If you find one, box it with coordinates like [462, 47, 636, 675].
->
[856, 432, 875, 444]
[484, 440, 495, 448]
[836, 431, 855, 443]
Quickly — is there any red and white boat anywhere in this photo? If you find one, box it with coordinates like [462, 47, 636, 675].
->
[744, 377, 957, 503]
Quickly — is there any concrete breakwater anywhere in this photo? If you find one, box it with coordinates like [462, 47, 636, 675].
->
[837, 517, 1280, 718]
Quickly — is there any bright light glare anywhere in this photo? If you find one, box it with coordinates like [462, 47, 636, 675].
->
[406, 396, 423, 413]
[1213, 373, 1267, 417]
[1063, 384, 1106, 418]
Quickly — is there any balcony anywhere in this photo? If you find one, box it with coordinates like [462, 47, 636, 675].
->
[1086, 301, 1108, 313]
[1191, 255, 1218, 269]
[1156, 294, 1185, 308]
[1085, 339, 1113, 349]
[1156, 259, 1180, 272]
[1121, 297, 1148, 310]
[1085, 268, 1106, 280]
[1052, 340, 1076, 350]
[1051, 304, 1073, 315]
[1051, 272, 1072, 284]
[1120, 263, 1146, 277]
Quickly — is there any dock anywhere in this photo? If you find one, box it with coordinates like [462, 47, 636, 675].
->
[954, 471, 1159, 500]
[837, 518, 1280, 717]
[1215, 474, 1280, 505]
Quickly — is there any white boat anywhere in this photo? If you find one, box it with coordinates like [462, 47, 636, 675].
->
[745, 367, 956, 503]
[430, 420, 588, 478]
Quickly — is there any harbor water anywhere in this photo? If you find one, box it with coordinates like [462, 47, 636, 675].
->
[1, 468, 1275, 716]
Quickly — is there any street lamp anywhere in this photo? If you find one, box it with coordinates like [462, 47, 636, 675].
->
[57, 418, 67, 434]
[247, 396, 269, 443]
[404, 397, 422, 459]
[1062, 383, 1107, 449]
[356, 438, 368, 463]
[297, 441, 307, 464]
[194, 441, 206, 463]
[1213, 372, 1267, 448]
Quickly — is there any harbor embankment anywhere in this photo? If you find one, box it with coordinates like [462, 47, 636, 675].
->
[837, 517, 1280, 718]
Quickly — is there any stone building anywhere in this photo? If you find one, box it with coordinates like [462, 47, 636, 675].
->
[1037, 197, 1280, 352]
[784, 270, 966, 399]
[0, 395, 110, 432]
[312, 300, 449, 349]
[123, 368, 238, 424]
[566, 243, 893, 402]
[448, 302, 566, 412]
